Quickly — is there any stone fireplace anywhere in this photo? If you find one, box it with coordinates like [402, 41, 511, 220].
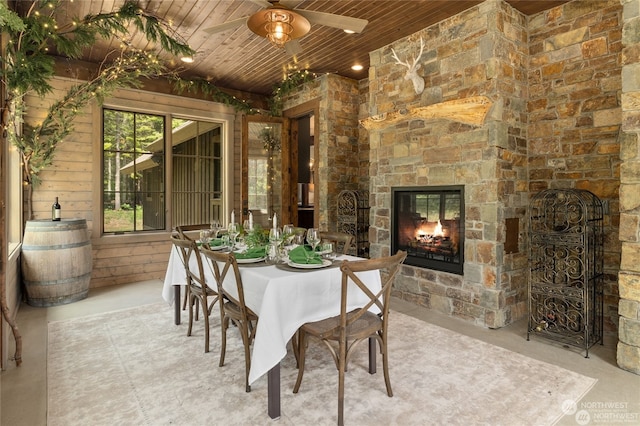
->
[391, 186, 464, 275]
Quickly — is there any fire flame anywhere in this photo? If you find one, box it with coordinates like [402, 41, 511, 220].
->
[434, 220, 444, 237]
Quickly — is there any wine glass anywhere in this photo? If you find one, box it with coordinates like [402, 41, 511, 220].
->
[228, 222, 239, 251]
[199, 229, 211, 246]
[306, 228, 320, 252]
[269, 227, 282, 245]
[210, 219, 221, 237]
[243, 219, 252, 234]
[282, 224, 294, 245]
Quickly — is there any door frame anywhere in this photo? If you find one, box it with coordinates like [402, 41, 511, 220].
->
[283, 99, 320, 228]
[241, 115, 285, 224]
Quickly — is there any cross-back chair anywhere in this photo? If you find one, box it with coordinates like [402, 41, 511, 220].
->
[174, 225, 210, 311]
[318, 231, 355, 255]
[170, 235, 219, 353]
[200, 247, 258, 393]
[292, 250, 407, 426]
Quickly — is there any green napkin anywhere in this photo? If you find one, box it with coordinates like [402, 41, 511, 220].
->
[234, 247, 266, 259]
[209, 238, 225, 247]
[197, 238, 224, 247]
[288, 245, 323, 264]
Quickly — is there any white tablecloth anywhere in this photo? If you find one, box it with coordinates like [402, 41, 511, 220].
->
[162, 247, 382, 384]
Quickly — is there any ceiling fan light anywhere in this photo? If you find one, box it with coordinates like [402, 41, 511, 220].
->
[265, 18, 293, 48]
[247, 7, 310, 49]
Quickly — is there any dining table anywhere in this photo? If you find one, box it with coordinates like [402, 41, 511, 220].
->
[162, 243, 382, 420]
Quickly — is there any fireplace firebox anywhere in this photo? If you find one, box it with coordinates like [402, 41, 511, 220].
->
[391, 186, 464, 275]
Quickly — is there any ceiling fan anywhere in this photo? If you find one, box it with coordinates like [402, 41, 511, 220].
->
[203, 0, 368, 55]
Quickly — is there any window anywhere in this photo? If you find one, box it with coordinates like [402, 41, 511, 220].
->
[102, 109, 225, 234]
[248, 157, 268, 213]
[103, 109, 165, 233]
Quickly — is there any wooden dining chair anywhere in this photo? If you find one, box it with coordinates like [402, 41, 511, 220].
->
[176, 224, 210, 240]
[170, 235, 219, 353]
[318, 231, 355, 255]
[292, 250, 407, 426]
[200, 247, 258, 393]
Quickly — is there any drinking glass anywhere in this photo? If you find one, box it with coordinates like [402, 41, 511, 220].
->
[293, 234, 305, 246]
[269, 227, 282, 245]
[306, 228, 320, 252]
[321, 242, 334, 259]
[266, 242, 280, 265]
[282, 224, 294, 245]
[199, 229, 211, 245]
[228, 223, 239, 251]
[210, 220, 221, 237]
[243, 219, 252, 233]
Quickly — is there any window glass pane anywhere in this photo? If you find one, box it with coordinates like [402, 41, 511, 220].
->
[444, 193, 461, 220]
[171, 119, 223, 227]
[248, 158, 269, 213]
[103, 109, 165, 233]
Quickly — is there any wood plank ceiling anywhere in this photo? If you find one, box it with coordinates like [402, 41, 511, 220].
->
[40, 0, 569, 96]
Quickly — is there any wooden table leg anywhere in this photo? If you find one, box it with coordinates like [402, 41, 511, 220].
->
[368, 336, 376, 374]
[174, 285, 181, 325]
[267, 363, 281, 419]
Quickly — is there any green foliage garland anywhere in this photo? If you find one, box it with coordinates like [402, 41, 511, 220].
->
[0, 0, 194, 193]
[268, 69, 318, 116]
[0, 0, 318, 201]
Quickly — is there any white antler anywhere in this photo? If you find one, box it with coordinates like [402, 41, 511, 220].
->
[390, 37, 425, 95]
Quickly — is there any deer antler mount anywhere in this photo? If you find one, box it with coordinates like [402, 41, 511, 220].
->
[391, 37, 425, 95]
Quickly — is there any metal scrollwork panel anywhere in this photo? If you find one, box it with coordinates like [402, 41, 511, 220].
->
[528, 189, 604, 357]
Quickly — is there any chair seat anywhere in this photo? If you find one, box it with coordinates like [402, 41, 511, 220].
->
[302, 311, 381, 341]
[190, 282, 217, 295]
[223, 299, 258, 322]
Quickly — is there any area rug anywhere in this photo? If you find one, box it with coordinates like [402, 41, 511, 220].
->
[47, 303, 596, 426]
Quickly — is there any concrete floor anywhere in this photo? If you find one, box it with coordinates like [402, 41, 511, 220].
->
[1, 279, 639, 425]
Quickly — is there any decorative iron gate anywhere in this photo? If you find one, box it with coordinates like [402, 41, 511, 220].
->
[527, 189, 604, 357]
[337, 190, 370, 257]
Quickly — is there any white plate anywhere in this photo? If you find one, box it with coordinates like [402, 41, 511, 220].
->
[236, 256, 266, 264]
[207, 244, 228, 251]
[287, 259, 332, 269]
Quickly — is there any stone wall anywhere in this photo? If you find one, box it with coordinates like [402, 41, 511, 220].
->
[366, 0, 530, 328]
[618, 0, 640, 374]
[527, 0, 623, 333]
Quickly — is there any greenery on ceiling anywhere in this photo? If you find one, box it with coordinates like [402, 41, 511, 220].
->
[269, 69, 318, 116]
[0, 0, 317, 202]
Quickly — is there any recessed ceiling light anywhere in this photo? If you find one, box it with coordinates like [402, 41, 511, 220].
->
[351, 64, 364, 71]
[343, 29, 355, 34]
[181, 56, 194, 63]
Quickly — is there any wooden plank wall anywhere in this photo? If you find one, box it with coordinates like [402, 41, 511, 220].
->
[26, 77, 240, 288]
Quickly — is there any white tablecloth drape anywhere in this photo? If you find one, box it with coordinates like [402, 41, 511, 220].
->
[162, 248, 382, 384]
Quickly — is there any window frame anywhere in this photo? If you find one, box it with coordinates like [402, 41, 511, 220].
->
[94, 91, 235, 242]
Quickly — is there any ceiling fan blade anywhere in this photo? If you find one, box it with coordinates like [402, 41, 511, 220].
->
[203, 16, 247, 34]
[295, 10, 368, 33]
[250, 0, 273, 8]
[277, 0, 305, 8]
[285, 39, 302, 56]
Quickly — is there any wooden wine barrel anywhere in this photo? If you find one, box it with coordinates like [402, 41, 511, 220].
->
[21, 219, 92, 307]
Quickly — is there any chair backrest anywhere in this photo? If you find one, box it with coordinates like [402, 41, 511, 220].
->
[292, 227, 307, 237]
[176, 224, 210, 241]
[318, 231, 355, 255]
[170, 234, 209, 290]
[200, 247, 253, 319]
[339, 250, 407, 329]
